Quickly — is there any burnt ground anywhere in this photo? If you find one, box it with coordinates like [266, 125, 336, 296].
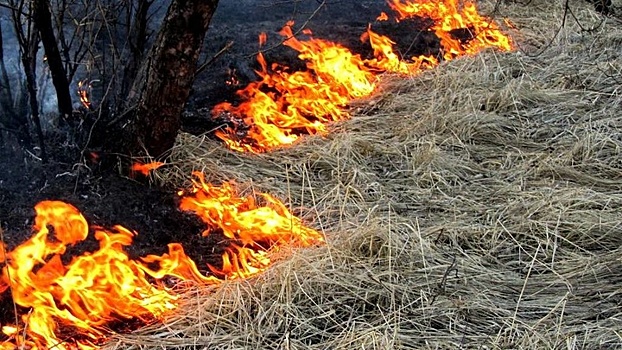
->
[0, 0, 449, 340]
[184, 0, 440, 131]
[0, 142, 232, 328]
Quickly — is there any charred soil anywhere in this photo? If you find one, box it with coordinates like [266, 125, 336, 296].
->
[1, 0, 445, 342]
[0, 140, 230, 327]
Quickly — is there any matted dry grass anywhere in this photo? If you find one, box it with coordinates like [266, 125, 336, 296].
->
[107, 1, 622, 348]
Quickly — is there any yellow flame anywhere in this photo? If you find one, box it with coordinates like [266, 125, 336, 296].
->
[213, 0, 513, 153]
[0, 173, 323, 349]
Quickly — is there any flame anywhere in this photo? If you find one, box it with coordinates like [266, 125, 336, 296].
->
[179, 172, 323, 248]
[258, 32, 267, 46]
[0, 239, 6, 295]
[212, 0, 513, 153]
[0, 201, 178, 349]
[214, 21, 377, 152]
[88, 152, 100, 164]
[0, 173, 322, 349]
[0, 1, 513, 346]
[377, 12, 389, 21]
[361, 27, 439, 75]
[503, 18, 517, 30]
[386, 0, 512, 60]
[77, 80, 92, 110]
[130, 161, 165, 176]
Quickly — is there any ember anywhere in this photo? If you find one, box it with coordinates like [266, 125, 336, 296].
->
[0, 173, 323, 349]
[130, 161, 165, 176]
[213, 0, 513, 153]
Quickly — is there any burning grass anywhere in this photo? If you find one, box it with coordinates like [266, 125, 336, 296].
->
[213, 0, 513, 153]
[0, 175, 323, 349]
[103, 0, 622, 348]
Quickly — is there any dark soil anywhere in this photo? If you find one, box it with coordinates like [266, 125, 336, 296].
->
[0, 140, 231, 326]
[183, 0, 441, 131]
[0, 0, 451, 343]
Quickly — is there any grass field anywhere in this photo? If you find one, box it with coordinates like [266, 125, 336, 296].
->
[106, 1, 622, 348]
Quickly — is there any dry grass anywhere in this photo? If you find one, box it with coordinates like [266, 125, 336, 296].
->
[107, 1, 622, 349]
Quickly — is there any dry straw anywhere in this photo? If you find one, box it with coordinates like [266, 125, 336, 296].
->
[109, 0, 622, 348]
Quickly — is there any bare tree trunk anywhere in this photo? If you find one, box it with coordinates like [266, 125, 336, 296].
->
[22, 33, 47, 162]
[0, 11, 33, 149]
[123, 0, 219, 158]
[119, 0, 152, 105]
[33, 0, 73, 117]
[9, 0, 46, 160]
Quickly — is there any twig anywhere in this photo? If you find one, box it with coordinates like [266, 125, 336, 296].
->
[0, 125, 19, 134]
[567, 4, 606, 32]
[25, 149, 43, 162]
[247, 0, 327, 59]
[0, 2, 31, 18]
[523, 0, 606, 58]
[196, 40, 234, 76]
[429, 253, 457, 306]
[106, 104, 137, 128]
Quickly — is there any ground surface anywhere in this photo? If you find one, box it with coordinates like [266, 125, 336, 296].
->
[0, 0, 428, 255]
[2, 0, 622, 349]
[0, 0, 400, 335]
[0, 144, 230, 326]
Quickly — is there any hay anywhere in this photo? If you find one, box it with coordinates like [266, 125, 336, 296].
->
[108, 1, 622, 348]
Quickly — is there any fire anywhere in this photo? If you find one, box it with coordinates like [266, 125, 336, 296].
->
[0, 173, 322, 349]
[362, 28, 439, 75]
[130, 161, 165, 176]
[213, 0, 513, 153]
[504, 18, 518, 30]
[77, 80, 92, 110]
[214, 21, 377, 152]
[179, 172, 323, 280]
[0, 201, 178, 349]
[386, 0, 513, 60]
[0, 1, 514, 346]
[258, 32, 267, 46]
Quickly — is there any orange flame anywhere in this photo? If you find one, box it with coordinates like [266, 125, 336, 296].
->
[214, 21, 377, 152]
[77, 80, 92, 110]
[258, 32, 268, 46]
[503, 18, 517, 30]
[180, 172, 322, 253]
[212, 0, 513, 153]
[0, 173, 322, 349]
[130, 161, 165, 176]
[386, 0, 513, 60]
[361, 27, 439, 75]
[0, 201, 177, 349]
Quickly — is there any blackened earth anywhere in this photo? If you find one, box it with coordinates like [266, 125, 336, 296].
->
[0, 0, 451, 342]
[0, 142, 231, 326]
[184, 0, 441, 132]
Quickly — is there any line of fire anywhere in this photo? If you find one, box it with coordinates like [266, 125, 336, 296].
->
[0, 1, 513, 349]
[212, 0, 512, 153]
